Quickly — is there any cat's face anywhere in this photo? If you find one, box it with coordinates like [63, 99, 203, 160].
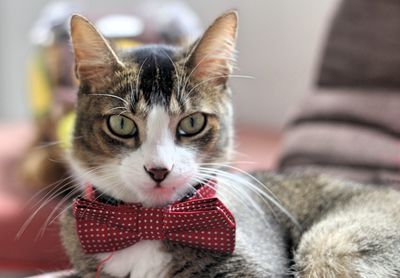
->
[69, 12, 238, 207]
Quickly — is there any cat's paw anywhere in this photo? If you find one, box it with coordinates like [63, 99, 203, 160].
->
[293, 212, 400, 278]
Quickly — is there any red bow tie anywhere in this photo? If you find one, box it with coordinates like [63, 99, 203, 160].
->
[72, 181, 236, 254]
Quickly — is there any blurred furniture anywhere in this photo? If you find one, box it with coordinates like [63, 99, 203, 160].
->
[0, 122, 281, 276]
[278, 0, 400, 187]
[0, 123, 69, 275]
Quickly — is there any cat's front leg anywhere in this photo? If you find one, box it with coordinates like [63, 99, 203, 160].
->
[293, 190, 400, 278]
[59, 208, 117, 278]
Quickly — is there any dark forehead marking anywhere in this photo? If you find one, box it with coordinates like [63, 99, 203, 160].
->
[129, 45, 176, 107]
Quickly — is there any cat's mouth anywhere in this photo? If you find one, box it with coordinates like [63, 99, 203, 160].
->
[91, 181, 208, 207]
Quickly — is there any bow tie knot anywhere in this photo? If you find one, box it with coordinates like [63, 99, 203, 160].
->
[73, 185, 236, 254]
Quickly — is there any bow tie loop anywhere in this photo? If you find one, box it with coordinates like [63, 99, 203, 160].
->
[74, 198, 142, 232]
[164, 198, 235, 232]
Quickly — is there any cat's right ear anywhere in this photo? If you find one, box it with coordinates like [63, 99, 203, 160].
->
[70, 14, 124, 89]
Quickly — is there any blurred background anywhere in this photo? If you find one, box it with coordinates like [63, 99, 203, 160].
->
[0, 0, 339, 128]
[11, 0, 400, 277]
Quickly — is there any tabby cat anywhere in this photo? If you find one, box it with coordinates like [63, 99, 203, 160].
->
[60, 11, 400, 277]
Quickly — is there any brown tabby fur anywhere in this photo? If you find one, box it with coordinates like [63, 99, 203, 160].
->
[60, 11, 400, 278]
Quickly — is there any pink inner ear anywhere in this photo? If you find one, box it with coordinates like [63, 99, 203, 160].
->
[192, 52, 234, 84]
[194, 58, 222, 79]
[190, 13, 237, 83]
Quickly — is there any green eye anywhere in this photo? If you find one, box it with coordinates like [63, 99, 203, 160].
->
[178, 113, 207, 136]
[107, 115, 137, 138]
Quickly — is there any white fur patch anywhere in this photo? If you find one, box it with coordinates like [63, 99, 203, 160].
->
[97, 241, 172, 278]
[118, 105, 198, 207]
[72, 105, 201, 277]
[141, 105, 175, 170]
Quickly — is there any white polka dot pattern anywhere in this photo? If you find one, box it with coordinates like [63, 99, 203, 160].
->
[72, 181, 236, 254]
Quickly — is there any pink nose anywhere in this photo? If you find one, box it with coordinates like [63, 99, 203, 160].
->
[144, 167, 170, 183]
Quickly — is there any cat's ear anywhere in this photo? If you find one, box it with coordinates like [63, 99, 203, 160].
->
[70, 14, 124, 89]
[188, 10, 238, 86]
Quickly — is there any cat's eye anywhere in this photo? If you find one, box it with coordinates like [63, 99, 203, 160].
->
[178, 113, 207, 136]
[107, 115, 137, 138]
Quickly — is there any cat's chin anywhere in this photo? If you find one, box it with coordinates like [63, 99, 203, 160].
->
[139, 185, 185, 207]
[135, 176, 195, 207]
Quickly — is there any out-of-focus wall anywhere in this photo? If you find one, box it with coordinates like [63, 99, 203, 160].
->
[0, 0, 50, 121]
[0, 0, 339, 129]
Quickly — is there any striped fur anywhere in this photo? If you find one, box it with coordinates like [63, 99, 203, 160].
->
[61, 11, 400, 278]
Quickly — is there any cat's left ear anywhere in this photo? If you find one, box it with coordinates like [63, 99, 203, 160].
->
[187, 10, 238, 86]
[70, 14, 124, 89]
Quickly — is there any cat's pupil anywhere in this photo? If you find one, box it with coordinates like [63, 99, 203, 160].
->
[190, 117, 195, 128]
[120, 118, 125, 130]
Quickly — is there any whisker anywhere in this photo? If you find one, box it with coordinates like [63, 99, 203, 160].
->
[17, 167, 102, 239]
[181, 51, 230, 94]
[90, 93, 130, 107]
[23, 174, 79, 215]
[17, 181, 78, 240]
[180, 74, 254, 107]
[32, 136, 83, 150]
[200, 169, 278, 223]
[22, 174, 76, 211]
[193, 175, 263, 217]
[159, 48, 183, 96]
[106, 106, 129, 114]
[199, 167, 301, 229]
[186, 74, 253, 97]
[196, 172, 265, 216]
[199, 163, 281, 204]
[129, 81, 135, 110]
[35, 186, 82, 240]
[37, 172, 125, 238]
[134, 57, 149, 105]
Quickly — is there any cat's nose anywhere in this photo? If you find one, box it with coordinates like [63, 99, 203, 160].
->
[144, 166, 170, 183]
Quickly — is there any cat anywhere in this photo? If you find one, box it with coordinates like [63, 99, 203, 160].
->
[60, 11, 400, 278]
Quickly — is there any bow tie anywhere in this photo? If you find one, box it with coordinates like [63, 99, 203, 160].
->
[72, 180, 236, 254]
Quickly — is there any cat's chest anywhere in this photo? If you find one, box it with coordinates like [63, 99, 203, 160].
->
[97, 240, 172, 278]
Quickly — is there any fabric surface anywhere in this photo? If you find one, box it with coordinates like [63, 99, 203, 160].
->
[279, 0, 400, 186]
[279, 89, 400, 186]
[318, 0, 400, 88]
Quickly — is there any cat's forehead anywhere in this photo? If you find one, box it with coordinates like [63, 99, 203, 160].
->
[107, 44, 223, 116]
[119, 45, 182, 110]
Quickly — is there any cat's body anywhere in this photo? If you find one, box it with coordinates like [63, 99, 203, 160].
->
[61, 11, 400, 278]
[62, 173, 400, 277]
[61, 173, 289, 278]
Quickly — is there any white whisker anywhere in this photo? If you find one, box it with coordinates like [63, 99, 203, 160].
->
[198, 166, 301, 229]
[91, 93, 130, 106]
[134, 57, 149, 102]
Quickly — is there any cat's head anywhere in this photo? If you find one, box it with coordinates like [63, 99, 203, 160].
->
[69, 11, 238, 207]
